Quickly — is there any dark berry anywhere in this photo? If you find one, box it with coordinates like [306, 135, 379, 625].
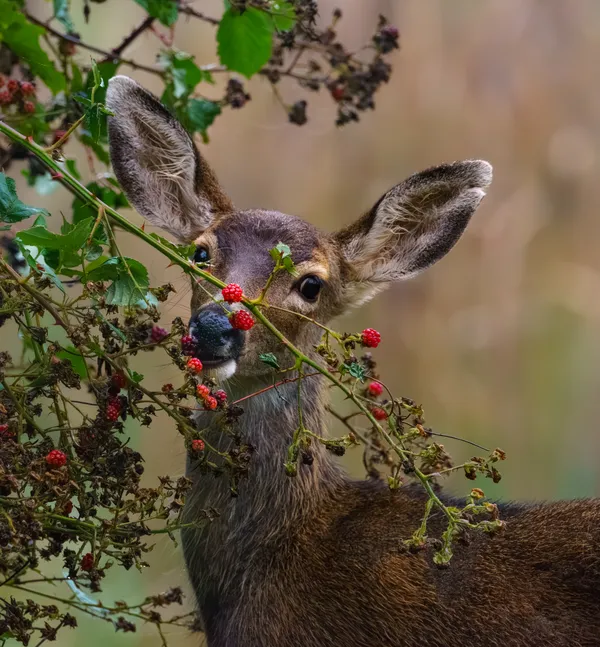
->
[111, 372, 127, 390]
[80, 553, 94, 571]
[150, 326, 168, 342]
[181, 335, 196, 355]
[214, 389, 227, 404]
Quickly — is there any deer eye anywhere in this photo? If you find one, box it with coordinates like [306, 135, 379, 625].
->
[297, 275, 323, 302]
[192, 246, 210, 264]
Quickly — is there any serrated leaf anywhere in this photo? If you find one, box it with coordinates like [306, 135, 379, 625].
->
[0, 1, 65, 93]
[87, 257, 150, 306]
[259, 353, 280, 370]
[129, 371, 144, 384]
[0, 173, 49, 223]
[17, 243, 66, 293]
[16, 218, 93, 254]
[340, 361, 366, 382]
[187, 99, 221, 134]
[134, 0, 178, 27]
[269, 1, 296, 31]
[217, 7, 274, 78]
[159, 50, 205, 99]
[53, 0, 74, 32]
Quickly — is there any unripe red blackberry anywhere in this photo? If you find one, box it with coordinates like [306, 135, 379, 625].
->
[0, 91, 13, 105]
[221, 283, 244, 303]
[361, 328, 381, 348]
[367, 381, 383, 397]
[230, 310, 254, 331]
[372, 407, 388, 421]
[46, 449, 67, 467]
[204, 396, 218, 411]
[106, 398, 121, 422]
[6, 79, 18, 93]
[187, 357, 203, 373]
[20, 81, 35, 96]
[196, 384, 210, 399]
[192, 438, 205, 452]
[111, 372, 127, 390]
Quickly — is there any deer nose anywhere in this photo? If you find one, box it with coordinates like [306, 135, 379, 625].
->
[188, 303, 245, 366]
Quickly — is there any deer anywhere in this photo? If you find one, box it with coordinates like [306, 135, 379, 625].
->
[105, 75, 600, 647]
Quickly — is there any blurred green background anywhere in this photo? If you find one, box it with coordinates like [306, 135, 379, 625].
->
[10, 0, 600, 644]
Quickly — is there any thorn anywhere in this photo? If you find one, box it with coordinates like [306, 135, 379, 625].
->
[141, 221, 146, 231]
[51, 172, 63, 181]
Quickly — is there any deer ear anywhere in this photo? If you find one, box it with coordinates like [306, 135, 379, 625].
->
[335, 160, 492, 304]
[106, 76, 232, 242]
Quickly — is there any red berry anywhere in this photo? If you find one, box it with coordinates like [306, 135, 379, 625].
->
[222, 283, 244, 303]
[191, 438, 205, 452]
[80, 553, 94, 571]
[0, 423, 11, 438]
[382, 25, 399, 39]
[106, 398, 121, 422]
[23, 101, 35, 114]
[196, 384, 210, 399]
[230, 310, 255, 331]
[111, 372, 127, 390]
[46, 449, 67, 468]
[331, 85, 345, 102]
[20, 81, 35, 96]
[150, 326, 168, 342]
[63, 500, 74, 515]
[187, 357, 203, 373]
[367, 381, 383, 397]
[162, 383, 173, 393]
[372, 407, 388, 421]
[52, 129, 67, 144]
[204, 396, 218, 411]
[181, 335, 196, 355]
[361, 328, 381, 348]
[0, 91, 13, 105]
[7, 79, 18, 93]
[214, 389, 227, 404]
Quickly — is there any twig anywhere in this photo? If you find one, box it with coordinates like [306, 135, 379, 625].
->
[110, 16, 155, 57]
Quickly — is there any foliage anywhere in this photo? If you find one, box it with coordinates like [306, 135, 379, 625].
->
[0, 3, 504, 646]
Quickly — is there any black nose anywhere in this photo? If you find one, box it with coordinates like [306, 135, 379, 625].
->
[189, 303, 245, 365]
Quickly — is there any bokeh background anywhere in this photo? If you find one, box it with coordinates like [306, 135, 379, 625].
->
[10, 0, 600, 644]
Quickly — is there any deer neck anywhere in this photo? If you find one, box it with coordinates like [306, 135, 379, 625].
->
[184, 372, 344, 555]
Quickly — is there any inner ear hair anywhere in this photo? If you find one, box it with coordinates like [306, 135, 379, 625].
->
[336, 159, 492, 295]
[106, 76, 232, 242]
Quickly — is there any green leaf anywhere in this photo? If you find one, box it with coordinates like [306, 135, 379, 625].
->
[129, 370, 144, 384]
[134, 0, 178, 27]
[269, 1, 296, 31]
[87, 257, 150, 306]
[17, 243, 66, 293]
[53, 0, 74, 32]
[0, 173, 49, 223]
[217, 7, 274, 78]
[259, 353, 280, 370]
[159, 50, 205, 99]
[0, 1, 65, 93]
[56, 346, 88, 378]
[16, 218, 93, 253]
[187, 99, 221, 135]
[347, 362, 366, 382]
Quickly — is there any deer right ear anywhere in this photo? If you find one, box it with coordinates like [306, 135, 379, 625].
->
[106, 76, 232, 242]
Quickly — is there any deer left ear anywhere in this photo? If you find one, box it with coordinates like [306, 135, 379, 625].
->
[335, 160, 492, 303]
[106, 76, 232, 242]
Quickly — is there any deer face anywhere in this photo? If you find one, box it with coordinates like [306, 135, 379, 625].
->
[106, 76, 492, 381]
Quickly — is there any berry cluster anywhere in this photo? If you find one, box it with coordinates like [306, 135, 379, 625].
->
[196, 383, 227, 411]
[0, 76, 36, 113]
[187, 357, 203, 373]
[106, 397, 121, 422]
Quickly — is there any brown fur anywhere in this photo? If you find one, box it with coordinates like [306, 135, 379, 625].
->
[106, 76, 600, 647]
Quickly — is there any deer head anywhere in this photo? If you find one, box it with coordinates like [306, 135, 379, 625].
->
[106, 76, 492, 382]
